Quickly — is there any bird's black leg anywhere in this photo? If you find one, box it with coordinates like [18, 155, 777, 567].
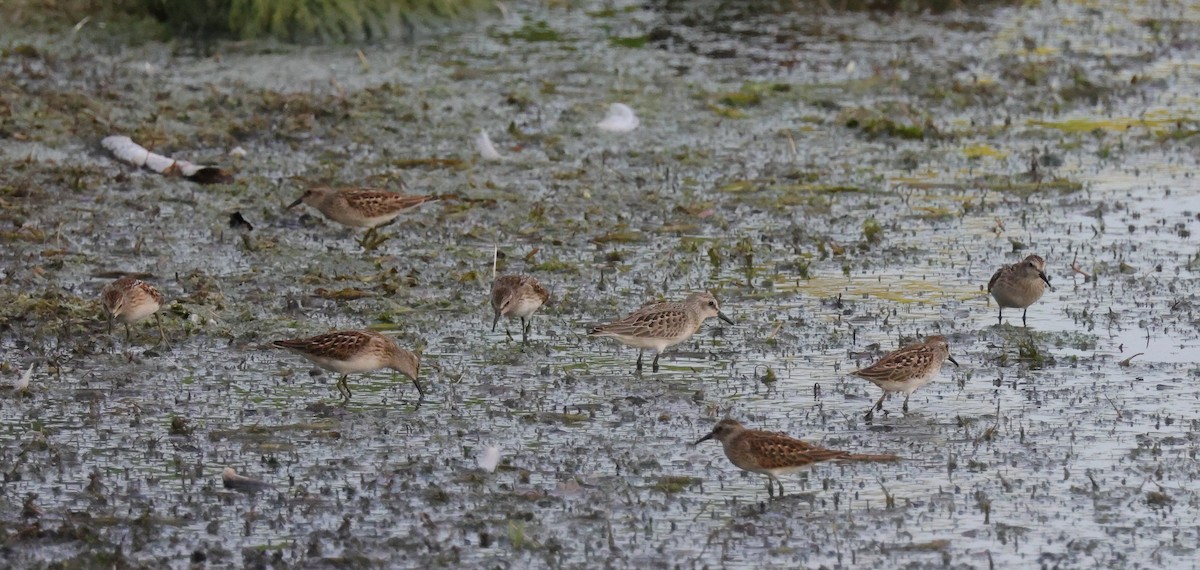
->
[636, 350, 643, 372]
[652, 352, 660, 373]
[866, 392, 887, 421]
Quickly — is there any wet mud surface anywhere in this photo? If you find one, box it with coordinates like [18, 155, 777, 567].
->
[3, 0, 1200, 567]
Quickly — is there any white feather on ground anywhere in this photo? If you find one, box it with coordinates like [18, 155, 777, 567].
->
[596, 103, 639, 133]
[14, 363, 34, 392]
[477, 446, 501, 473]
[475, 130, 502, 161]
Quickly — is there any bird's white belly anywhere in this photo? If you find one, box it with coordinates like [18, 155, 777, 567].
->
[299, 352, 385, 374]
[876, 365, 941, 395]
[992, 281, 1046, 309]
[505, 297, 543, 319]
[765, 464, 814, 477]
[603, 332, 689, 352]
[117, 302, 160, 324]
[327, 211, 398, 228]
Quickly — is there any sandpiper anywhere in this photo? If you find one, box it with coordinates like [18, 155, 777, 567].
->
[694, 419, 899, 497]
[490, 274, 550, 344]
[288, 187, 437, 230]
[852, 335, 958, 421]
[588, 291, 733, 373]
[272, 330, 422, 401]
[988, 254, 1052, 325]
[101, 276, 167, 344]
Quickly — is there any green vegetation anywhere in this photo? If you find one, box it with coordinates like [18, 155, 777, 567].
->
[841, 105, 929, 140]
[508, 20, 563, 43]
[6, 0, 490, 42]
[863, 218, 884, 245]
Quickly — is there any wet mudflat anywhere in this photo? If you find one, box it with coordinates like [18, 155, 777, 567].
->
[3, 0, 1200, 567]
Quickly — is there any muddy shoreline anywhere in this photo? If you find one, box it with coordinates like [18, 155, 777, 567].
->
[3, 1, 1200, 567]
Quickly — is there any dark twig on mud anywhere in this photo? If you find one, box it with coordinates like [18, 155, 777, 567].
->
[1071, 253, 1090, 280]
[1118, 353, 1143, 367]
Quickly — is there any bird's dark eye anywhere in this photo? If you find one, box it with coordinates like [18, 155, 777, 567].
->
[708, 301, 716, 307]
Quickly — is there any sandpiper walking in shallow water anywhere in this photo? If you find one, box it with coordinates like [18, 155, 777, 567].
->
[852, 335, 958, 421]
[988, 254, 1052, 326]
[272, 330, 422, 401]
[101, 276, 167, 344]
[694, 419, 899, 497]
[588, 291, 733, 373]
[288, 187, 438, 245]
[490, 274, 549, 344]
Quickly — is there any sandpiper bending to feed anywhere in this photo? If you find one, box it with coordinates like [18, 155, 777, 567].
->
[101, 276, 167, 344]
[272, 330, 422, 401]
[288, 187, 437, 236]
[694, 419, 899, 497]
[588, 291, 733, 373]
[490, 274, 550, 344]
[852, 335, 958, 421]
[988, 254, 1052, 326]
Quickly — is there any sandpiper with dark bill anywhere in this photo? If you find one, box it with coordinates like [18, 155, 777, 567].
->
[694, 419, 899, 497]
[988, 254, 1052, 326]
[852, 335, 959, 421]
[490, 274, 550, 344]
[101, 276, 167, 345]
[272, 330, 422, 402]
[287, 187, 438, 247]
[588, 291, 733, 373]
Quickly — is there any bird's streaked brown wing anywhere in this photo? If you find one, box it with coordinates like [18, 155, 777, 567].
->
[987, 265, 1007, 293]
[272, 330, 376, 359]
[742, 431, 850, 469]
[524, 276, 550, 303]
[589, 304, 689, 337]
[852, 343, 935, 384]
[342, 190, 435, 218]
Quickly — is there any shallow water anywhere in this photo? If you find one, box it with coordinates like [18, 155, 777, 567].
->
[3, 0, 1200, 567]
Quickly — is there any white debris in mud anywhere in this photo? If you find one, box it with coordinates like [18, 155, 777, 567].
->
[102, 135, 232, 184]
[477, 446, 501, 473]
[596, 103, 639, 133]
[475, 130, 502, 161]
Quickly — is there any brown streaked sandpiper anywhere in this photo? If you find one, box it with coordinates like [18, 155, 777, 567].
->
[694, 418, 899, 497]
[101, 276, 167, 344]
[490, 274, 550, 345]
[272, 330, 422, 401]
[988, 254, 1052, 326]
[288, 187, 437, 232]
[588, 291, 733, 373]
[852, 335, 959, 421]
